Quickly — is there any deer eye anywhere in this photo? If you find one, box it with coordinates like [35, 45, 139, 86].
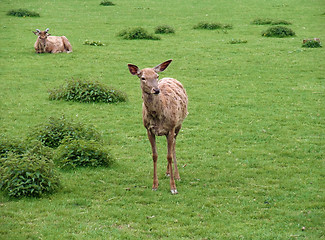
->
[141, 77, 146, 81]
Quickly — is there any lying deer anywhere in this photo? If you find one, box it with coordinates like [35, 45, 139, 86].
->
[128, 60, 188, 194]
[32, 28, 72, 53]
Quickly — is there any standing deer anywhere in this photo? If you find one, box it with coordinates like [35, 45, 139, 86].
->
[128, 60, 188, 194]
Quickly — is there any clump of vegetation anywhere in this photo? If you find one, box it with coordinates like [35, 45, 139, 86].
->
[118, 27, 161, 40]
[84, 40, 105, 46]
[48, 78, 127, 103]
[0, 137, 25, 158]
[302, 39, 322, 48]
[54, 139, 113, 169]
[251, 18, 291, 25]
[154, 25, 175, 34]
[28, 116, 102, 149]
[228, 39, 248, 44]
[0, 153, 60, 198]
[100, 1, 115, 6]
[262, 26, 295, 38]
[193, 22, 233, 30]
[7, 9, 40, 17]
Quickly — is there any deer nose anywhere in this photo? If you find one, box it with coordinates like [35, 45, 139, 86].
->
[153, 89, 160, 95]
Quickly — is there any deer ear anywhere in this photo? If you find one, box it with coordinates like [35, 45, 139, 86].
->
[33, 29, 40, 35]
[153, 59, 172, 72]
[128, 64, 140, 75]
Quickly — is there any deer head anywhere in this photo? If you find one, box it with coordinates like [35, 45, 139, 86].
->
[33, 28, 50, 50]
[128, 60, 172, 95]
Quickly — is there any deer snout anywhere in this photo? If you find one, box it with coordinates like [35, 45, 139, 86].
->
[152, 88, 160, 95]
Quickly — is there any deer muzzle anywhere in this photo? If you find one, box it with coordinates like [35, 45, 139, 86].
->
[152, 88, 160, 95]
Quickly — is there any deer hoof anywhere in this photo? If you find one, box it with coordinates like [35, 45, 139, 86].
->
[171, 189, 178, 195]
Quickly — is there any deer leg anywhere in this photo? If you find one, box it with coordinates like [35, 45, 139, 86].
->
[167, 129, 178, 194]
[166, 127, 181, 180]
[173, 126, 181, 180]
[147, 130, 158, 190]
[166, 161, 170, 177]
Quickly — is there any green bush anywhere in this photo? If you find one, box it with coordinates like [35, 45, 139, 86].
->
[54, 139, 113, 169]
[228, 39, 248, 44]
[118, 27, 161, 40]
[48, 78, 127, 103]
[100, 1, 115, 6]
[262, 26, 295, 38]
[251, 18, 291, 25]
[154, 25, 175, 34]
[28, 116, 102, 148]
[25, 140, 54, 160]
[302, 39, 322, 48]
[7, 9, 40, 17]
[84, 40, 105, 46]
[0, 137, 25, 159]
[193, 22, 233, 30]
[0, 153, 60, 198]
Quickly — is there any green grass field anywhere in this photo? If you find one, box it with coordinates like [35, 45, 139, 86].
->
[1, 0, 324, 239]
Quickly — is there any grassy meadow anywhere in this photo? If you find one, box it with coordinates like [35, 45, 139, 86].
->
[1, 0, 324, 239]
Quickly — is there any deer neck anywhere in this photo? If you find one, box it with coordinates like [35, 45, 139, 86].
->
[142, 92, 163, 116]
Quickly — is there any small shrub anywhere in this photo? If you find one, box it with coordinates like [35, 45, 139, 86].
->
[251, 18, 272, 25]
[7, 9, 40, 17]
[228, 39, 248, 44]
[28, 116, 102, 148]
[193, 22, 233, 30]
[0, 136, 53, 164]
[302, 39, 322, 48]
[54, 139, 113, 168]
[25, 140, 54, 160]
[252, 18, 291, 25]
[0, 137, 25, 159]
[84, 40, 105, 46]
[48, 78, 127, 103]
[118, 27, 161, 40]
[154, 25, 175, 34]
[262, 26, 295, 38]
[0, 153, 60, 198]
[100, 1, 115, 6]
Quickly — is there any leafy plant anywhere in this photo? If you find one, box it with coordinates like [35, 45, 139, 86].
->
[262, 26, 295, 38]
[0, 153, 60, 198]
[251, 18, 291, 25]
[193, 22, 233, 30]
[228, 39, 248, 44]
[154, 25, 175, 34]
[7, 9, 40, 17]
[118, 27, 161, 40]
[54, 139, 113, 168]
[84, 40, 105, 46]
[302, 39, 322, 48]
[28, 116, 102, 148]
[48, 78, 127, 103]
[100, 1, 115, 6]
[0, 137, 25, 159]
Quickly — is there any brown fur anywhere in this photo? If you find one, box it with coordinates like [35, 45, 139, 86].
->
[128, 60, 188, 194]
[33, 28, 72, 54]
